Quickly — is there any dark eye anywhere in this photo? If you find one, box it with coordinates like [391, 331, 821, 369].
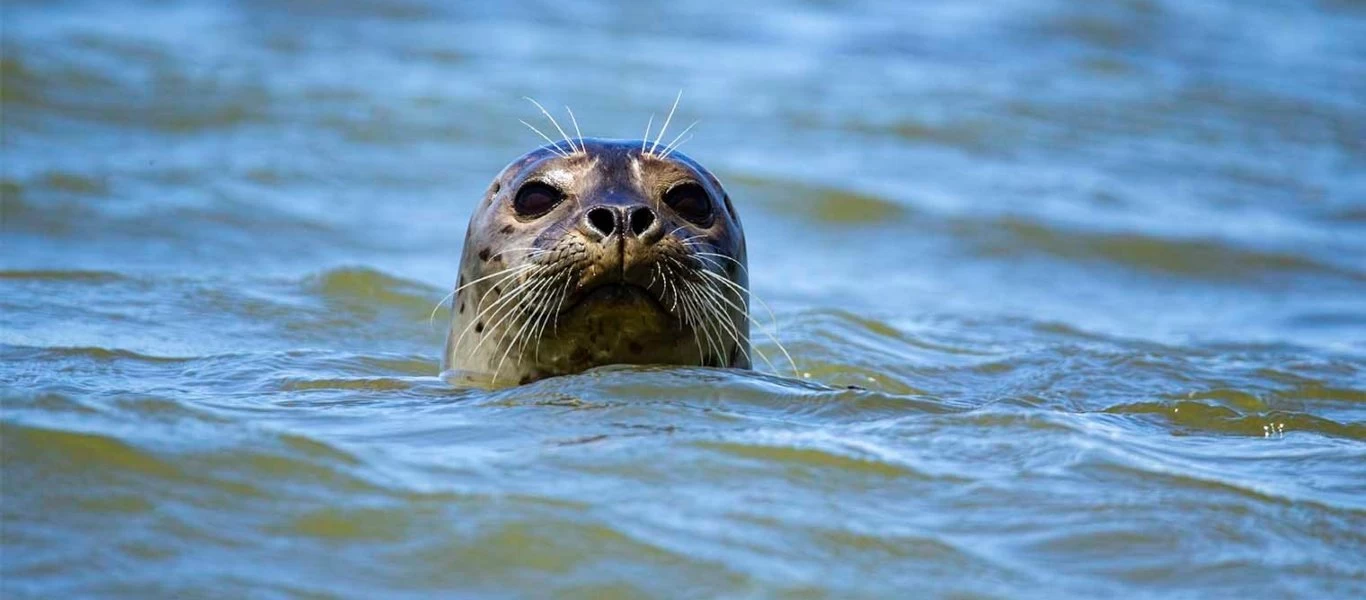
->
[664, 183, 712, 224]
[513, 182, 563, 217]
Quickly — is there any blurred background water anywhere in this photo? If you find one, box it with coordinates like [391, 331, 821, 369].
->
[3, 0, 1365, 597]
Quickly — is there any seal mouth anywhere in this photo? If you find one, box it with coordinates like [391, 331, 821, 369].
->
[561, 282, 672, 318]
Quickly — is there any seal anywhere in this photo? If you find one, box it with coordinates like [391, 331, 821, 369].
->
[442, 136, 752, 386]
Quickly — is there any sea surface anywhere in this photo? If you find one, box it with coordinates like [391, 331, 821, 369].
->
[3, 0, 1365, 597]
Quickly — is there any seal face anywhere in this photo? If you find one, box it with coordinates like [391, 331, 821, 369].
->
[442, 138, 749, 386]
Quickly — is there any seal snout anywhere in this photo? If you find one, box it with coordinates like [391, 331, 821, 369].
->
[580, 204, 661, 243]
[575, 201, 666, 298]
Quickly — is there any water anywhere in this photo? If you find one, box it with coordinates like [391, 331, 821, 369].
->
[3, 0, 1365, 597]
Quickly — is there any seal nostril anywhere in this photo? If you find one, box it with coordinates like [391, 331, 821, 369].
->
[587, 207, 616, 236]
[629, 207, 655, 237]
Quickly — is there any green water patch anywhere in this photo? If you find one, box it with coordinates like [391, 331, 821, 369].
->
[0, 54, 41, 106]
[1103, 400, 1366, 441]
[727, 174, 911, 224]
[270, 504, 424, 543]
[276, 376, 418, 393]
[1, 421, 185, 480]
[0, 189, 99, 237]
[0, 269, 127, 283]
[693, 437, 933, 481]
[303, 267, 443, 317]
[24, 171, 110, 196]
[1, 344, 193, 363]
[0, 178, 21, 206]
[840, 114, 1008, 157]
[5, 40, 273, 133]
[965, 216, 1363, 282]
[396, 512, 739, 596]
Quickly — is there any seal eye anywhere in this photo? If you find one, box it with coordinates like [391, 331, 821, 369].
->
[513, 182, 563, 218]
[664, 183, 712, 224]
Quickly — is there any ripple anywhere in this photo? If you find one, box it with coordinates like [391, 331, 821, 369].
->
[1, 344, 192, 363]
[694, 434, 936, 480]
[269, 505, 418, 542]
[1104, 400, 1366, 441]
[276, 376, 417, 392]
[35, 171, 109, 195]
[0, 269, 126, 283]
[2, 421, 183, 478]
[968, 217, 1363, 282]
[302, 266, 442, 314]
[728, 174, 912, 224]
[3, 42, 273, 133]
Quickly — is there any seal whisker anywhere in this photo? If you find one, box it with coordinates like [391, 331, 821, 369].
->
[541, 271, 573, 349]
[649, 90, 683, 156]
[660, 262, 682, 314]
[453, 262, 537, 298]
[687, 272, 775, 372]
[492, 272, 562, 383]
[690, 248, 789, 330]
[695, 285, 731, 366]
[693, 251, 745, 269]
[527, 269, 570, 362]
[455, 276, 542, 361]
[490, 246, 550, 259]
[519, 120, 570, 158]
[699, 267, 786, 352]
[690, 248, 787, 327]
[487, 247, 551, 266]
[698, 287, 766, 371]
[641, 114, 655, 154]
[428, 287, 459, 329]
[659, 134, 694, 160]
[670, 270, 727, 366]
[482, 272, 558, 382]
[565, 105, 585, 155]
[479, 267, 553, 340]
[523, 96, 579, 154]
[453, 264, 553, 355]
[467, 265, 544, 321]
[528, 273, 564, 361]
[550, 268, 575, 334]
[697, 269, 797, 375]
[520, 270, 568, 362]
[689, 252, 724, 272]
[440, 262, 541, 337]
[659, 120, 698, 158]
[667, 257, 741, 367]
[512, 270, 559, 343]
[669, 270, 711, 365]
[657, 261, 700, 362]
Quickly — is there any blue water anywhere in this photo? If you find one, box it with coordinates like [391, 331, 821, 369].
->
[3, 0, 1365, 597]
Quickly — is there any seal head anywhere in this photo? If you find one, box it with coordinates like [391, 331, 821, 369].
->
[443, 138, 749, 386]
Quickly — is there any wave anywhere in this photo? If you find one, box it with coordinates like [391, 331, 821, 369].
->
[965, 216, 1365, 282]
[302, 266, 443, 313]
[1103, 399, 1366, 441]
[0, 269, 127, 283]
